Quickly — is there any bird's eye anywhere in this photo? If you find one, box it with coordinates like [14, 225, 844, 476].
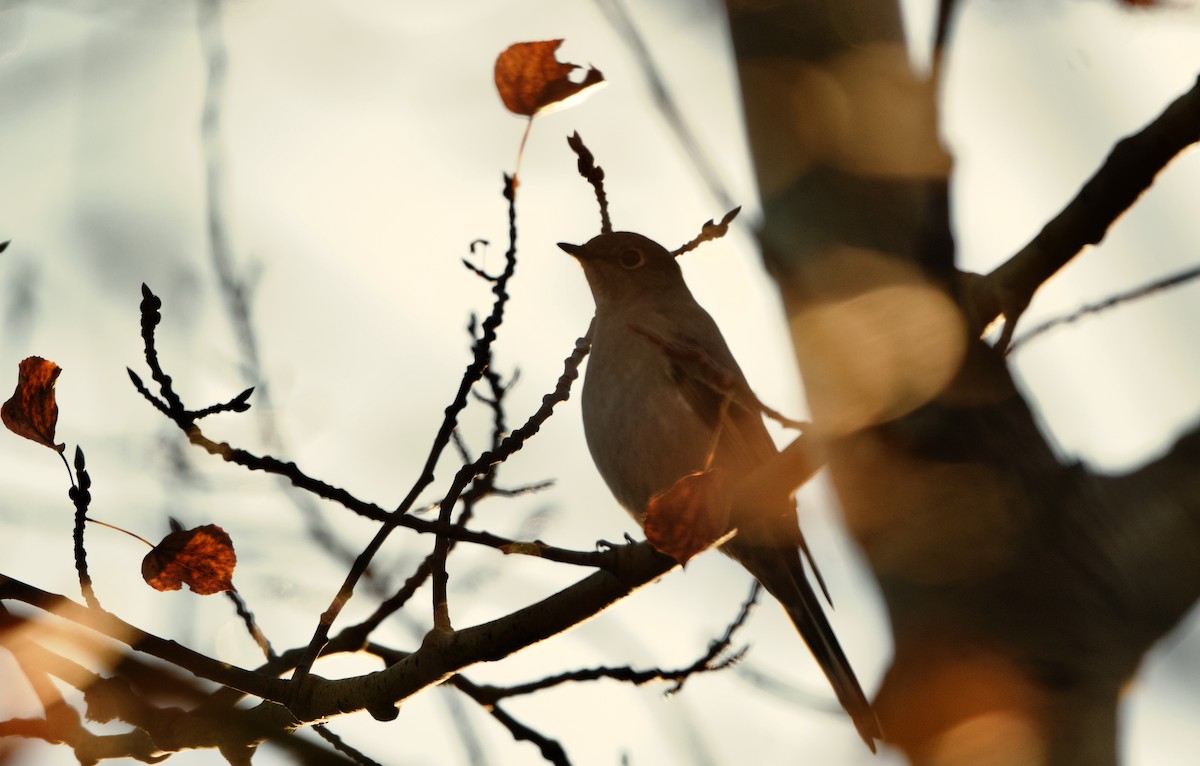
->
[618, 248, 645, 269]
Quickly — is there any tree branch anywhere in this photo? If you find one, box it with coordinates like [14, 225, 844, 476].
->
[1006, 263, 1200, 354]
[0, 575, 288, 704]
[1089, 423, 1200, 638]
[285, 541, 677, 723]
[966, 73, 1200, 350]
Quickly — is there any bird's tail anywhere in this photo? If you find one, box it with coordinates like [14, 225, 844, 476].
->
[728, 540, 882, 751]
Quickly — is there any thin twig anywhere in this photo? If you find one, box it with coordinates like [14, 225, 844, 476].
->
[292, 173, 525, 682]
[132, 311, 602, 566]
[429, 319, 593, 630]
[567, 133, 612, 234]
[226, 590, 275, 661]
[735, 663, 842, 713]
[969, 73, 1200, 351]
[131, 293, 601, 568]
[0, 574, 288, 704]
[428, 173, 519, 631]
[135, 284, 185, 416]
[196, 0, 378, 590]
[126, 213, 599, 732]
[452, 677, 572, 766]
[593, 0, 735, 213]
[67, 447, 99, 610]
[1007, 263, 1200, 355]
[671, 206, 742, 257]
[198, 0, 261, 381]
[458, 580, 760, 703]
[667, 580, 760, 694]
[312, 725, 385, 766]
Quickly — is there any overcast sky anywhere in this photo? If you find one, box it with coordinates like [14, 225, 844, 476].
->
[1, 1, 1199, 764]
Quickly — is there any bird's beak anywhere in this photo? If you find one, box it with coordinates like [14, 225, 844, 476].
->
[557, 242, 585, 259]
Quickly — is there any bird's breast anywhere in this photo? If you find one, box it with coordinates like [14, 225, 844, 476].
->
[581, 317, 716, 518]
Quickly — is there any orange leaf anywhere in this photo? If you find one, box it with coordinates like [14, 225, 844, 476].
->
[494, 40, 604, 117]
[2, 356, 65, 452]
[142, 524, 237, 595]
[643, 470, 733, 566]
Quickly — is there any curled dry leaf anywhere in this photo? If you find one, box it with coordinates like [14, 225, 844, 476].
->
[643, 469, 733, 566]
[142, 524, 236, 595]
[495, 39, 605, 117]
[2, 356, 65, 452]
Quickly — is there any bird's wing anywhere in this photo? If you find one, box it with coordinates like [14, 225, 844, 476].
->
[630, 319, 834, 596]
[627, 321, 776, 465]
[632, 318, 882, 748]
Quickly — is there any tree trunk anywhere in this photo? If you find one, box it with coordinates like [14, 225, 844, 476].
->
[724, 1, 1200, 763]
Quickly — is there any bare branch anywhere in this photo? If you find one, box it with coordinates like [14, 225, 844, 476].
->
[453, 580, 760, 704]
[312, 725, 385, 766]
[594, 0, 736, 213]
[967, 73, 1200, 350]
[1086, 424, 1200, 637]
[135, 303, 603, 565]
[0, 575, 288, 705]
[68, 447, 100, 609]
[425, 173, 522, 633]
[1007, 263, 1200, 354]
[451, 678, 571, 766]
[671, 206, 742, 257]
[567, 133, 612, 234]
[285, 541, 677, 723]
[226, 590, 275, 661]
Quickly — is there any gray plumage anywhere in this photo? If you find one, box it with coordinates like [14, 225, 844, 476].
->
[560, 231, 881, 750]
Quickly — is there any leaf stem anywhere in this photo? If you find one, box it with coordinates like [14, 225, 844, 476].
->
[84, 517, 154, 549]
[513, 116, 534, 186]
[57, 449, 76, 490]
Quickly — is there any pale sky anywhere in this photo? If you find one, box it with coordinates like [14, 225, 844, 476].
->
[1, 1, 1198, 765]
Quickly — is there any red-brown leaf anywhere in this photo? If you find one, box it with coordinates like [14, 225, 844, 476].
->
[494, 40, 604, 117]
[142, 524, 236, 595]
[643, 470, 733, 566]
[2, 356, 65, 452]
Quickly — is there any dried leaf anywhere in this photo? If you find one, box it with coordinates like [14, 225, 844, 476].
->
[643, 470, 733, 566]
[142, 524, 236, 595]
[495, 40, 604, 117]
[2, 356, 65, 452]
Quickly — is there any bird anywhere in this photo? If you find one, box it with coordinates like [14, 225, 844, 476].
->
[558, 230, 881, 750]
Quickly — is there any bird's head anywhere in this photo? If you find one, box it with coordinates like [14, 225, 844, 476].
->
[558, 231, 685, 311]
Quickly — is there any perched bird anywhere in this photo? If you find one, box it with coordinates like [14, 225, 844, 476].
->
[559, 231, 880, 749]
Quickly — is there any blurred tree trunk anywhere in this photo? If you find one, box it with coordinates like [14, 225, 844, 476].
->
[724, 1, 1200, 764]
